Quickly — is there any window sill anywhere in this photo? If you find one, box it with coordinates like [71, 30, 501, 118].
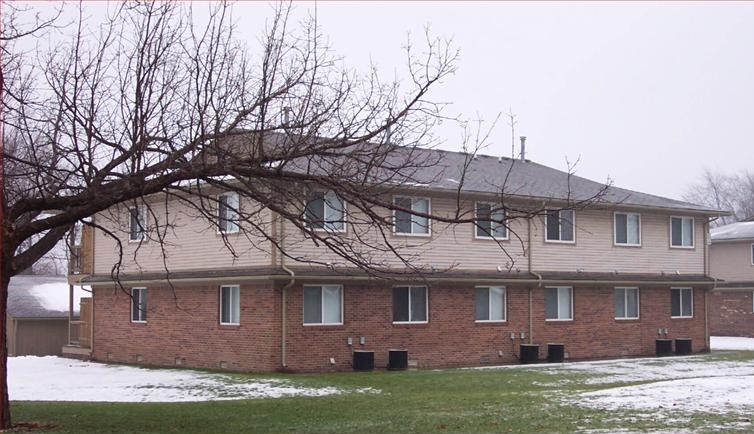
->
[475, 320, 507, 324]
[474, 236, 509, 242]
[130, 320, 147, 324]
[671, 316, 694, 319]
[219, 323, 240, 327]
[614, 243, 642, 248]
[669, 245, 695, 250]
[128, 239, 147, 244]
[615, 317, 640, 321]
[392, 232, 432, 238]
[392, 321, 429, 325]
[303, 323, 344, 327]
[545, 318, 573, 322]
[544, 239, 575, 245]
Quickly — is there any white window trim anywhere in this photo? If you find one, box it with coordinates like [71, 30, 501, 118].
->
[302, 284, 344, 326]
[392, 196, 432, 237]
[219, 285, 241, 325]
[614, 287, 640, 320]
[474, 202, 509, 241]
[544, 209, 576, 244]
[217, 192, 240, 235]
[750, 243, 754, 266]
[392, 286, 429, 324]
[128, 205, 147, 243]
[130, 287, 147, 323]
[304, 190, 347, 234]
[669, 216, 695, 249]
[474, 286, 507, 323]
[613, 212, 642, 247]
[545, 286, 574, 321]
[671, 287, 694, 318]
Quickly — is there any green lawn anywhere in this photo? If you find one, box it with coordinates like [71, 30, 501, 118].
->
[13, 352, 754, 434]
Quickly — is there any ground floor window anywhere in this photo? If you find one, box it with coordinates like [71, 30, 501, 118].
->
[475, 286, 506, 321]
[614, 287, 639, 319]
[393, 286, 428, 323]
[303, 285, 343, 325]
[220, 285, 240, 325]
[671, 287, 693, 318]
[131, 287, 147, 323]
[545, 287, 573, 321]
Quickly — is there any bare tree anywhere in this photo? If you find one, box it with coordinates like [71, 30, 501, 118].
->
[684, 168, 754, 226]
[1, 2, 609, 428]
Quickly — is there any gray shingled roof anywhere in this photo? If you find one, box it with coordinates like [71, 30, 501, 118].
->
[8, 275, 85, 318]
[388, 148, 722, 213]
[711, 221, 754, 241]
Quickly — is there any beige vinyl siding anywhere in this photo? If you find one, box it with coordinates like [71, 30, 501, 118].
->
[93, 198, 273, 274]
[531, 209, 705, 274]
[710, 241, 754, 282]
[283, 194, 529, 271]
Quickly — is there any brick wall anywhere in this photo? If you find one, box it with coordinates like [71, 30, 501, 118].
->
[92, 283, 280, 371]
[92, 281, 708, 372]
[709, 290, 754, 337]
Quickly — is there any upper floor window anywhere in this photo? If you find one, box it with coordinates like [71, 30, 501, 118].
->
[303, 285, 343, 325]
[129, 205, 147, 242]
[219, 285, 240, 325]
[545, 209, 574, 243]
[394, 197, 430, 236]
[305, 190, 345, 232]
[393, 286, 428, 323]
[545, 287, 573, 321]
[218, 192, 239, 234]
[131, 287, 147, 323]
[475, 203, 508, 239]
[614, 287, 639, 319]
[614, 212, 641, 246]
[670, 217, 694, 248]
[671, 287, 693, 318]
[475, 286, 506, 322]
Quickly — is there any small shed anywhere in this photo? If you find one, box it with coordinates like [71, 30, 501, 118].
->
[7, 275, 89, 356]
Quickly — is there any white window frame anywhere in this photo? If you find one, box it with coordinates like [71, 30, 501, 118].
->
[750, 243, 754, 266]
[474, 202, 509, 240]
[219, 285, 241, 325]
[217, 192, 240, 234]
[128, 205, 147, 242]
[614, 287, 640, 320]
[130, 287, 147, 323]
[671, 287, 694, 318]
[474, 286, 507, 323]
[613, 212, 642, 247]
[392, 286, 429, 324]
[669, 216, 695, 249]
[304, 190, 347, 233]
[545, 286, 574, 321]
[544, 209, 576, 244]
[392, 196, 431, 237]
[303, 285, 344, 326]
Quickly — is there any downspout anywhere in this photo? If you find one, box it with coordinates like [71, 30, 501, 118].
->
[528, 217, 542, 344]
[279, 216, 295, 369]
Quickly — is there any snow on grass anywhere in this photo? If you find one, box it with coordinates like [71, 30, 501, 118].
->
[711, 336, 754, 351]
[578, 375, 754, 413]
[9, 356, 371, 402]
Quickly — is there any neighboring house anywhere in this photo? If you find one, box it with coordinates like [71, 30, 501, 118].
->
[68, 143, 723, 372]
[7, 275, 88, 356]
[709, 220, 754, 337]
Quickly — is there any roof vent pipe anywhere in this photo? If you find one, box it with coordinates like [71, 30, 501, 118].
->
[283, 106, 292, 127]
[519, 136, 527, 161]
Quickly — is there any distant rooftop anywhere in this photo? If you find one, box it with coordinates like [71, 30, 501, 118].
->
[711, 221, 754, 242]
[8, 275, 90, 318]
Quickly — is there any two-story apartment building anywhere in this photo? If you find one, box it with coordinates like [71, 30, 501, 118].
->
[67, 146, 722, 372]
[709, 220, 754, 337]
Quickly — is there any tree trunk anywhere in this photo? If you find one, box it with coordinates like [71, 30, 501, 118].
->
[0, 271, 10, 429]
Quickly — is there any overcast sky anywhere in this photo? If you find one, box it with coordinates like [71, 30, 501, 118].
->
[29, 2, 754, 201]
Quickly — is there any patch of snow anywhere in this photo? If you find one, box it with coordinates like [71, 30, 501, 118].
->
[711, 336, 754, 351]
[9, 356, 364, 403]
[28, 283, 90, 313]
[578, 375, 754, 413]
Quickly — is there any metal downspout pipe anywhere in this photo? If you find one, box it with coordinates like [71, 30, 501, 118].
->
[280, 217, 295, 369]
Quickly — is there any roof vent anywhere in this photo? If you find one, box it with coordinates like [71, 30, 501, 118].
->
[282, 106, 292, 127]
[520, 136, 527, 161]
